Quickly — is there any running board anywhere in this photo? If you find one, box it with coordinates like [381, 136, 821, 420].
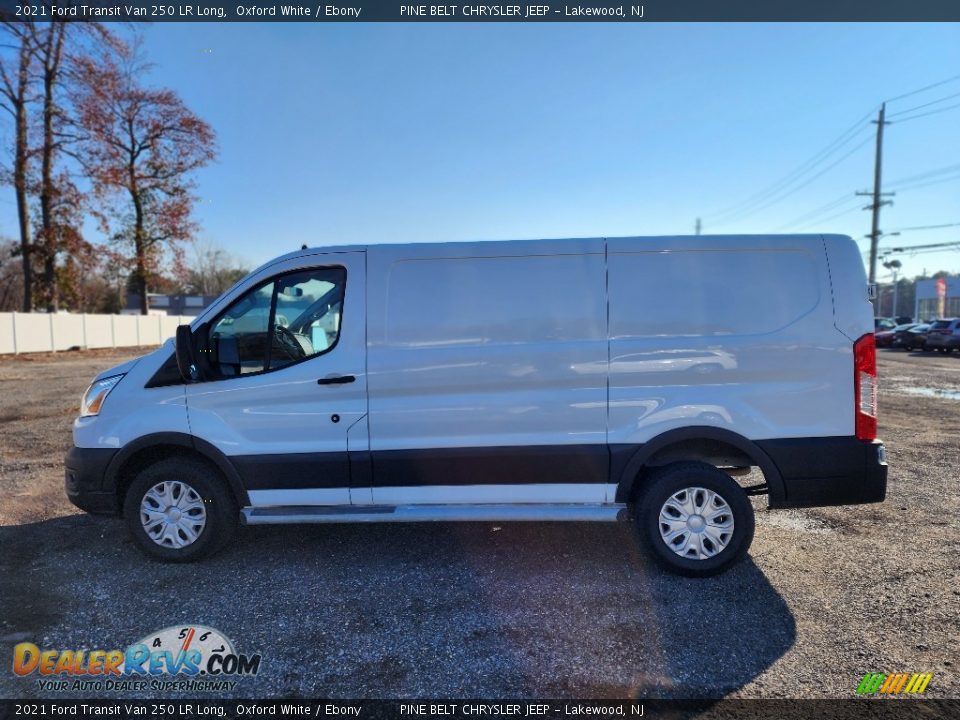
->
[242, 504, 627, 525]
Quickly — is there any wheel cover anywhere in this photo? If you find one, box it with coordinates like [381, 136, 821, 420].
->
[658, 486, 735, 560]
[140, 481, 207, 549]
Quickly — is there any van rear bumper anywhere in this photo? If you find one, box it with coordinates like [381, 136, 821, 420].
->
[65, 445, 118, 515]
[758, 437, 887, 509]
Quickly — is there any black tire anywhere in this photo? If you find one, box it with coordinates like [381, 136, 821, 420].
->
[636, 462, 754, 577]
[123, 456, 238, 562]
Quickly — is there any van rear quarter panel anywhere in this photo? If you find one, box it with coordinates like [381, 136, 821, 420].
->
[607, 236, 854, 445]
[821, 233, 874, 342]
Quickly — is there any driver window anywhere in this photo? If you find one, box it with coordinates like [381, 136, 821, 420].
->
[206, 266, 346, 378]
[208, 282, 274, 377]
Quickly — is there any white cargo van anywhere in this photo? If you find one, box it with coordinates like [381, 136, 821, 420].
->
[66, 235, 887, 575]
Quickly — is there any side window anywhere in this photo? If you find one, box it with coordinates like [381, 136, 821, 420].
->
[208, 282, 274, 376]
[206, 267, 346, 378]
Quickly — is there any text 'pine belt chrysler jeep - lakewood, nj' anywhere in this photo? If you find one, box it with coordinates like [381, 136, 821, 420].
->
[66, 234, 887, 576]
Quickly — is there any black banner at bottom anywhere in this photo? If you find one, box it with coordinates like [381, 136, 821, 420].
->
[1, 700, 960, 720]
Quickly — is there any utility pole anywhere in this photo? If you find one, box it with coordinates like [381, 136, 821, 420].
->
[695, 218, 702, 235]
[857, 103, 894, 287]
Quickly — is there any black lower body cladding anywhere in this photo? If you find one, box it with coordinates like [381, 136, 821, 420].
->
[758, 437, 887, 508]
[64, 435, 887, 513]
[64, 445, 118, 514]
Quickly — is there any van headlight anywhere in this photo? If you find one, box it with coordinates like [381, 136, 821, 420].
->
[80, 375, 124, 417]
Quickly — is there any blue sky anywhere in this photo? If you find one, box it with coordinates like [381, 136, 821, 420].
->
[5, 22, 960, 280]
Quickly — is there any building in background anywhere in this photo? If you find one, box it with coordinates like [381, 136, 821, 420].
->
[124, 293, 218, 317]
[915, 277, 960, 320]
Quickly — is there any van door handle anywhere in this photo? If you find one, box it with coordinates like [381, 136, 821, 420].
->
[317, 375, 356, 385]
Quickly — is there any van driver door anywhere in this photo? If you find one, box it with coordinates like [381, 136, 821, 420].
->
[184, 251, 369, 507]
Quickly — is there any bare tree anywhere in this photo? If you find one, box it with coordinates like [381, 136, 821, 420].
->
[185, 238, 249, 296]
[0, 23, 36, 311]
[34, 21, 67, 311]
[33, 20, 124, 311]
[0, 238, 25, 311]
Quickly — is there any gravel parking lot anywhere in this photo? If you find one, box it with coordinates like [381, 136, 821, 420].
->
[0, 346, 957, 699]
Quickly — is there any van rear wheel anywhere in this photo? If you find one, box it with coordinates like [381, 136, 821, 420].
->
[636, 462, 754, 577]
[123, 457, 237, 562]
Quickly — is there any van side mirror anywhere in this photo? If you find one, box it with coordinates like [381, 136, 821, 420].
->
[175, 325, 200, 382]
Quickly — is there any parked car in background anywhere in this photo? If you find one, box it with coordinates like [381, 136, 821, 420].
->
[897, 323, 930, 351]
[894, 316, 913, 325]
[876, 323, 911, 348]
[926, 318, 960, 353]
[874, 317, 896, 332]
[875, 327, 897, 348]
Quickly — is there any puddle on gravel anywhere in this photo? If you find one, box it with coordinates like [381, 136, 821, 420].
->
[898, 387, 960, 401]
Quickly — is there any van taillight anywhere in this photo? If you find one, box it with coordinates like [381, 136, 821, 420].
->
[854, 333, 877, 440]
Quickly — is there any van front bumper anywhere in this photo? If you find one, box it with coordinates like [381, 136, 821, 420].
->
[65, 445, 118, 515]
[759, 437, 888, 509]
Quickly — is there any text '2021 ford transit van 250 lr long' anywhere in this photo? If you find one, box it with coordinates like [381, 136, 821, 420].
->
[66, 235, 887, 576]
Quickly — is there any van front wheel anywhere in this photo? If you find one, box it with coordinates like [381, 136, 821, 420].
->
[123, 457, 237, 562]
[637, 462, 754, 577]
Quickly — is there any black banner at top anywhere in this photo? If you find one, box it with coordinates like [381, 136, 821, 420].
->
[1, 700, 960, 720]
[1, 0, 959, 22]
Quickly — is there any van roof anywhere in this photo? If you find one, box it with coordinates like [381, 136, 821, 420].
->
[253, 233, 853, 282]
[256, 233, 847, 273]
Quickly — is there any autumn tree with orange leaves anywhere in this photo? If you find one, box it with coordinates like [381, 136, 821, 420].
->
[75, 53, 216, 315]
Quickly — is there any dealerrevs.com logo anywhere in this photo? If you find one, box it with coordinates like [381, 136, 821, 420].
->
[856, 672, 933, 696]
[12, 625, 262, 692]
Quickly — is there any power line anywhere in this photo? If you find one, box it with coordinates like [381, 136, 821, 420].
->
[712, 133, 873, 228]
[890, 101, 960, 124]
[884, 74, 960, 104]
[890, 172, 960, 193]
[772, 192, 858, 231]
[890, 222, 960, 232]
[792, 203, 863, 232]
[703, 109, 875, 223]
[700, 77, 960, 238]
[770, 161, 959, 234]
[887, 90, 960, 118]
[887, 163, 960, 188]
[879, 242, 960, 258]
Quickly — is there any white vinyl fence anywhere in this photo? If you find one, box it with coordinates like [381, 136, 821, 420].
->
[0, 312, 193, 355]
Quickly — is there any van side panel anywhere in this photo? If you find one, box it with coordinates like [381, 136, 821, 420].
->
[607, 236, 854, 446]
[821, 234, 874, 342]
[366, 239, 611, 501]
